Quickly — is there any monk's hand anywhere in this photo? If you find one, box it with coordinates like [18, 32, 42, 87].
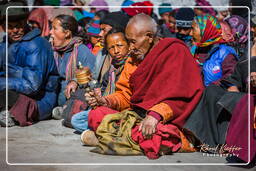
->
[227, 86, 240, 92]
[93, 88, 108, 107]
[84, 89, 107, 108]
[250, 72, 256, 88]
[85, 90, 98, 108]
[139, 115, 159, 139]
[65, 80, 78, 99]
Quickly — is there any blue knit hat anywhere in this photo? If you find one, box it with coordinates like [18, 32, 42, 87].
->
[82, 10, 95, 19]
[158, 3, 172, 16]
[175, 8, 194, 28]
[87, 20, 101, 36]
[121, 0, 134, 7]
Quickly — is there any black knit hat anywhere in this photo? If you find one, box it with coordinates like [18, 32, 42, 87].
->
[175, 8, 194, 28]
[100, 11, 130, 31]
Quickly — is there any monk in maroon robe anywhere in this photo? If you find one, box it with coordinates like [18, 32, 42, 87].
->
[83, 14, 204, 158]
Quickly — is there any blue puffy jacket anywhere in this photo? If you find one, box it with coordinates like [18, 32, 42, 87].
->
[203, 44, 238, 86]
[0, 29, 59, 120]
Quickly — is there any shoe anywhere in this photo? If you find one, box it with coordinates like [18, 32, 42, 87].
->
[52, 106, 64, 120]
[81, 130, 99, 146]
[0, 110, 16, 127]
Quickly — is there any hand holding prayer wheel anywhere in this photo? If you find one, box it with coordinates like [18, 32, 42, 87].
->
[65, 63, 92, 99]
[84, 90, 108, 108]
[85, 81, 108, 108]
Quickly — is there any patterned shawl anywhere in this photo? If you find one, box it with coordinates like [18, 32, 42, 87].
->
[191, 14, 226, 65]
[53, 37, 83, 81]
[225, 15, 248, 44]
[103, 56, 128, 96]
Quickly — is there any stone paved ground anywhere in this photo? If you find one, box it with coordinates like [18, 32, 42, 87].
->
[0, 120, 254, 171]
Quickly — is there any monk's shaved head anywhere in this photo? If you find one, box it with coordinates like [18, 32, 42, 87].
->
[126, 13, 157, 36]
[125, 14, 159, 62]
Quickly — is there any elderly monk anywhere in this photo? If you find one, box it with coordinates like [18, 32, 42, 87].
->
[83, 14, 204, 159]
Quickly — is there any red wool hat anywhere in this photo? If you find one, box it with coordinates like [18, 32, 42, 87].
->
[122, 1, 153, 17]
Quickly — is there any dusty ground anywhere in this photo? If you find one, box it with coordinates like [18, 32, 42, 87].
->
[0, 119, 253, 171]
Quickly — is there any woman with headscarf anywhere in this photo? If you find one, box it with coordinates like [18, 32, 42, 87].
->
[50, 15, 96, 108]
[190, 14, 239, 86]
[27, 8, 50, 38]
[225, 15, 249, 61]
[85, 19, 103, 56]
[219, 21, 234, 43]
[184, 16, 254, 161]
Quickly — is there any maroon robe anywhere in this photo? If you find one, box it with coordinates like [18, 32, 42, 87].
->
[129, 38, 204, 127]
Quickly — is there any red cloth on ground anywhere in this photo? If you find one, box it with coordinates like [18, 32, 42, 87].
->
[226, 94, 256, 163]
[129, 38, 204, 126]
[131, 123, 182, 159]
[9, 94, 38, 126]
[88, 106, 118, 131]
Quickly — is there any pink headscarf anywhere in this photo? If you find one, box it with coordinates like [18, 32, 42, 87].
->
[219, 21, 234, 43]
[28, 8, 50, 37]
[195, 0, 217, 16]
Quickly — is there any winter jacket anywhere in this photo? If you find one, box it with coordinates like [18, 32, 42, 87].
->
[203, 44, 238, 86]
[0, 28, 59, 120]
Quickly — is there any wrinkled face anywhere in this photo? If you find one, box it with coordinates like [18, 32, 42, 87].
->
[106, 32, 128, 61]
[99, 24, 112, 45]
[125, 24, 153, 61]
[161, 12, 170, 24]
[50, 18, 70, 47]
[190, 21, 201, 43]
[5, 19, 26, 42]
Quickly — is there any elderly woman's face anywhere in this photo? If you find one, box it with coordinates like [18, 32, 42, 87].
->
[106, 32, 128, 61]
[50, 18, 70, 47]
[190, 21, 201, 43]
[125, 25, 152, 61]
